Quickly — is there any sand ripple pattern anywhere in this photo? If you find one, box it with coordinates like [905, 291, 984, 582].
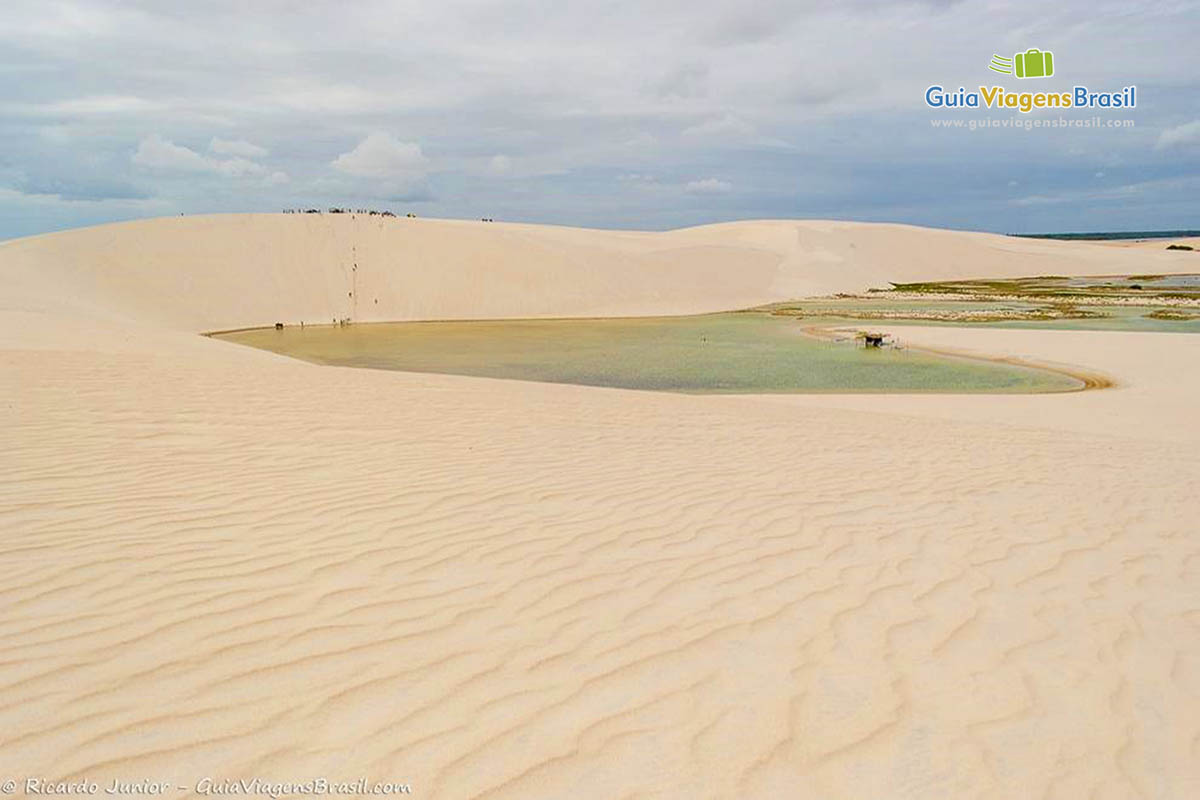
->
[3, 349, 1199, 799]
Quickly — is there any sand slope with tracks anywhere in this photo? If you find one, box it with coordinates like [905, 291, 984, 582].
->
[3, 215, 1198, 799]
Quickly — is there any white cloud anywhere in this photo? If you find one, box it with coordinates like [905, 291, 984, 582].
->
[276, 84, 383, 113]
[213, 157, 266, 177]
[654, 63, 708, 99]
[681, 115, 754, 139]
[1157, 120, 1200, 149]
[685, 178, 733, 194]
[332, 133, 427, 179]
[210, 137, 268, 158]
[132, 134, 268, 178]
[52, 95, 153, 114]
[132, 134, 213, 172]
[622, 132, 659, 151]
[6, 95, 155, 116]
[262, 171, 290, 187]
[1007, 176, 1200, 207]
[4, 0, 1199, 236]
[0, 185, 163, 211]
[487, 154, 512, 175]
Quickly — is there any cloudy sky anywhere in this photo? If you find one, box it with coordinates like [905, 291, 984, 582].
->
[1, 0, 1197, 239]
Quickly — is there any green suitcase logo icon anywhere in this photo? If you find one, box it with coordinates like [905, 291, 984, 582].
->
[1014, 48, 1054, 78]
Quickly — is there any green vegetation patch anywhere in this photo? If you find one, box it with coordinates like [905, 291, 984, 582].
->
[1145, 308, 1200, 321]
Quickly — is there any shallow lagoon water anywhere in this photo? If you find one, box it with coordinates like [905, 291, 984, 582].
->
[216, 312, 1081, 394]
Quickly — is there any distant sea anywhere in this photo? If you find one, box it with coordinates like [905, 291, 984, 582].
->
[1011, 230, 1200, 241]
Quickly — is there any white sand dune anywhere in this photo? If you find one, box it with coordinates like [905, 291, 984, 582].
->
[3, 214, 1198, 799]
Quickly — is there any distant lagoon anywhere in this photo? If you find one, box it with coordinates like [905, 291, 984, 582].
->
[1010, 230, 1200, 241]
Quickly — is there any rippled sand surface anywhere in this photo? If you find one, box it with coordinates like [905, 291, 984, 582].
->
[3, 214, 1198, 799]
